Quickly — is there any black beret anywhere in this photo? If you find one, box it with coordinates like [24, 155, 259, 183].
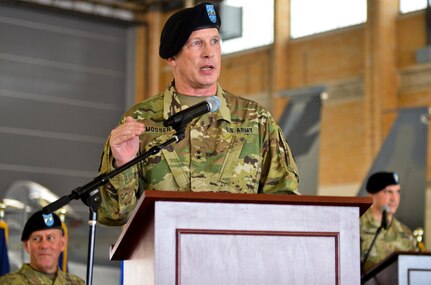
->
[159, 2, 221, 59]
[21, 210, 63, 241]
[366, 171, 399, 193]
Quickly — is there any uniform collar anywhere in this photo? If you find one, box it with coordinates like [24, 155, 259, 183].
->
[20, 264, 68, 284]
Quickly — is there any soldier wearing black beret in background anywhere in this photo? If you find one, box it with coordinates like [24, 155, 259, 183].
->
[0, 211, 84, 285]
[97, 2, 300, 226]
[360, 171, 417, 272]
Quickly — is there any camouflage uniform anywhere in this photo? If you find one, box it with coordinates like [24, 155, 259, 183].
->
[0, 263, 84, 285]
[360, 209, 417, 271]
[98, 82, 300, 226]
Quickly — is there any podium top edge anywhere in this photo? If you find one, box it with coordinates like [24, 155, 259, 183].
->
[142, 190, 372, 213]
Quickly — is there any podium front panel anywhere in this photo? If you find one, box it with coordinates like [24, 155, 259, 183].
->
[399, 255, 431, 285]
[154, 201, 360, 285]
[364, 253, 431, 285]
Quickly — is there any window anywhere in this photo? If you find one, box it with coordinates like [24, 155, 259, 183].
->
[400, 0, 428, 14]
[290, 0, 367, 39]
[220, 0, 274, 54]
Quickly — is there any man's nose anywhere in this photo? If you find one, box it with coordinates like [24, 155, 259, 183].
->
[38, 238, 50, 248]
[202, 43, 214, 58]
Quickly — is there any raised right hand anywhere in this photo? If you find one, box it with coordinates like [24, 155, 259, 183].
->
[109, 116, 146, 167]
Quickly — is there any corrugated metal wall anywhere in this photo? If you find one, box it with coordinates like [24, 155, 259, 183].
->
[0, 2, 136, 280]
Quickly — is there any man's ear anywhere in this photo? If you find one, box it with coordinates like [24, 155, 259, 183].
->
[23, 241, 30, 253]
[60, 235, 66, 252]
[166, 56, 176, 67]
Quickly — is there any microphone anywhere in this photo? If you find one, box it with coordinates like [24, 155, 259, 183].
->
[361, 205, 390, 276]
[381, 205, 389, 230]
[163, 96, 221, 128]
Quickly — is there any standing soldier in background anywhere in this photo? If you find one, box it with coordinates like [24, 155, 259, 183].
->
[97, 2, 300, 226]
[0, 211, 84, 285]
[360, 171, 417, 272]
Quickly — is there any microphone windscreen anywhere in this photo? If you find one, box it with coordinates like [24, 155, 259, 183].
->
[206, 96, 221, 112]
[382, 205, 390, 212]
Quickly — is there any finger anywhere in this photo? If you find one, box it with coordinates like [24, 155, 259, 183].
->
[124, 116, 136, 123]
[112, 122, 145, 135]
[110, 132, 139, 145]
[122, 117, 145, 131]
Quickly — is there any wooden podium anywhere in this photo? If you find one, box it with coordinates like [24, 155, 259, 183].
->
[362, 252, 431, 285]
[110, 191, 371, 285]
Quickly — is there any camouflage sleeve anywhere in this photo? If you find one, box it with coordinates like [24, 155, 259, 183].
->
[97, 136, 141, 226]
[259, 114, 300, 194]
[0, 274, 24, 285]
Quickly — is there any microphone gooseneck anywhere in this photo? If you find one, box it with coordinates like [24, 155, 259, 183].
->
[381, 205, 389, 230]
[361, 205, 390, 275]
